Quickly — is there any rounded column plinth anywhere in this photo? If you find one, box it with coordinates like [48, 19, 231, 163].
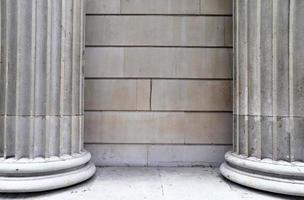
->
[0, 151, 96, 193]
[221, 152, 304, 196]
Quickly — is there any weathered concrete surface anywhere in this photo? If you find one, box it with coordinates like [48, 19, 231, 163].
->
[0, 167, 294, 200]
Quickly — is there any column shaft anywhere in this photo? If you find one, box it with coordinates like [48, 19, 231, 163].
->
[0, 0, 95, 193]
[221, 0, 304, 196]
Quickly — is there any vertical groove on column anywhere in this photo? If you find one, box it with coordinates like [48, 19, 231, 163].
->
[8, 0, 17, 158]
[244, 0, 249, 157]
[271, 0, 290, 161]
[15, 0, 22, 159]
[29, 0, 37, 159]
[1, 1, 10, 158]
[59, 0, 66, 156]
[59, 0, 73, 156]
[45, 0, 52, 158]
[34, 0, 47, 158]
[71, 0, 81, 154]
[247, 0, 262, 158]
[238, 0, 248, 156]
[47, 0, 61, 157]
[289, 0, 295, 162]
[274, 0, 290, 161]
[70, 0, 75, 154]
[79, 0, 85, 152]
[0, 1, 3, 158]
[71, 0, 76, 155]
[0, 0, 4, 157]
[233, 0, 239, 154]
[247, 0, 254, 157]
[260, 0, 274, 159]
[291, 0, 304, 161]
[256, 0, 262, 159]
[271, 0, 278, 161]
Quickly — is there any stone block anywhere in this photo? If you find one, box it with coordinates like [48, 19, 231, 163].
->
[201, 0, 233, 15]
[86, 0, 120, 14]
[120, 0, 200, 14]
[84, 79, 150, 110]
[85, 144, 232, 167]
[85, 144, 148, 166]
[85, 47, 232, 79]
[84, 111, 232, 144]
[85, 48, 124, 77]
[151, 80, 232, 111]
[147, 145, 232, 167]
[85, 16, 231, 47]
[225, 17, 233, 46]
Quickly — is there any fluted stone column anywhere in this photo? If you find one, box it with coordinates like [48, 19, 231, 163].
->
[0, 0, 95, 192]
[221, 0, 304, 196]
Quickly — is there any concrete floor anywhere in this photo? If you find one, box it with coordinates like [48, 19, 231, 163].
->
[0, 167, 301, 200]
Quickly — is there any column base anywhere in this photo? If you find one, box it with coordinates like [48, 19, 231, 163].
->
[220, 152, 304, 197]
[0, 151, 96, 193]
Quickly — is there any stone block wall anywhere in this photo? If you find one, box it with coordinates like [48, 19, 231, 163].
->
[84, 0, 233, 166]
